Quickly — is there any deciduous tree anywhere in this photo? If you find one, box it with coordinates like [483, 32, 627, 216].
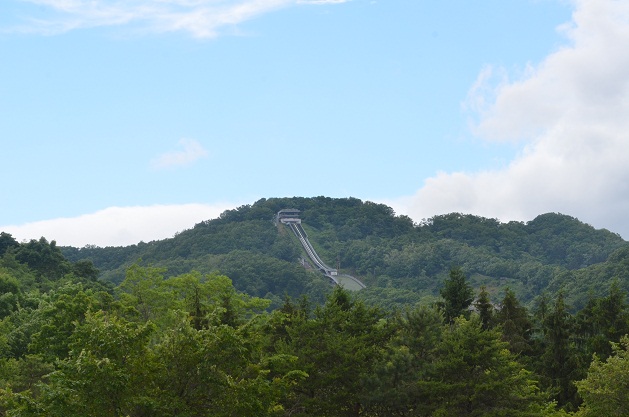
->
[575, 335, 629, 417]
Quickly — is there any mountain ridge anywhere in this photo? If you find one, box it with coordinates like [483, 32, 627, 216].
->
[58, 196, 628, 310]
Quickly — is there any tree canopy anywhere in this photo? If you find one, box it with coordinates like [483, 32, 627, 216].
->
[57, 197, 628, 310]
[0, 233, 626, 415]
[2, 196, 629, 415]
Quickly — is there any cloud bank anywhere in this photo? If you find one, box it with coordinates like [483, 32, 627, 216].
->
[12, 0, 350, 37]
[393, 0, 629, 238]
[0, 203, 236, 247]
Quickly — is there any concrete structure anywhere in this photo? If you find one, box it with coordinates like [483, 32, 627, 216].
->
[276, 208, 301, 224]
[277, 209, 366, 290]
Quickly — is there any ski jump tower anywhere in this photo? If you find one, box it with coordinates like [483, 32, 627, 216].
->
[276, 209, 366, 290]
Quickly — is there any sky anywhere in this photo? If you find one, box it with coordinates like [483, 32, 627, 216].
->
[2, 0, 629, 247]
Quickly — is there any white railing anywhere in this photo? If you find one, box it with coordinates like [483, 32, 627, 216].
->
[288, 223, 337, 277]
[281, 211, 365, 289]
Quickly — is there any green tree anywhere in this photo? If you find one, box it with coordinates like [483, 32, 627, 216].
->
[71, 259, 100, 282]
[575, 335, 629, 417]
[151, 313, 301, 417]
[0, 274, 298, 417]
[495, 288, 532, 355]
[425, 316, 557, 417]
[14, 238, 71, 281]
[0, 233, 18, 257]
[273, 287, 391, 417]
[28, 283, 110, 361]
[474, 286, 493, 330]
[0, 354, 53, 412]
[537, 293, 582, 410]
[0, 273, 22, 319]
[439, 267, 474, 323]
[364, 305, 443, 416]
[117, 263, 172, 324]
[575, 281, 629, 361]
[0, 311, 155, 417]
[120, 267, 270, 330]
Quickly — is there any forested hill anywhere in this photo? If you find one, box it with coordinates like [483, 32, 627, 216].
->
[59, 196, 628, 310]
[4, 197, 629, 415]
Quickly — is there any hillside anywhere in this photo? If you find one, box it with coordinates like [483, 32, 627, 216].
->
[3, 198, 629, 414]
[60, 196, 628, 310]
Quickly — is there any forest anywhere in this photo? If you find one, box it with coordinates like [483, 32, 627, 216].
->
[1, 196, 629, 415]
[61, 197, 629, 310]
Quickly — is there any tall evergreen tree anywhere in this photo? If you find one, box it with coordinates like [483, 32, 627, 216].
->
[424, 316, 559, 417]
[495, 288, 532, 355]
[439, 267, 474, 323]
[273, 287, 392, 417]
[363, 305, 443, 415]
[538, 292, 582, 410]
[473, 286, 493, 330]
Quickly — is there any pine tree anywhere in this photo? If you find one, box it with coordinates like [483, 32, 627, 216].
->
[439, 267, 474, 323]
[427, 316, 555, 417]
[274, 287, 392, 417]
[495, 288, 532, 354]
[473, 286, 493, 330]
[363, 306, 443, 415]
[538, 293, 582, 410]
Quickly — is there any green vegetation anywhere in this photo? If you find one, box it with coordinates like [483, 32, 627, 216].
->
[575, 335, 629, 416]
[2, 196, 629, 415]
[58, 197, 627, 310]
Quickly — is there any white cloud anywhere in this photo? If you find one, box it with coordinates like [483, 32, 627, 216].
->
[11, 0, 349, 37]
[0, 203, 237, 247]
[391, 0, 629, 238]
[151, 138, 209, 169]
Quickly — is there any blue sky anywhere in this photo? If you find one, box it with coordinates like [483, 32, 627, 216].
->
[3, 0, 629, 246]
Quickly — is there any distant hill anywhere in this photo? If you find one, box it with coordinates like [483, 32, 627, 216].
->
[60, 196, 628, 310]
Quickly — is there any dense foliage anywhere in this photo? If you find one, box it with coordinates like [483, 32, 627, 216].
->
[4, 197, 629, 415]
[1, 239, 629, 415]
[59, 197, 627, 310]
